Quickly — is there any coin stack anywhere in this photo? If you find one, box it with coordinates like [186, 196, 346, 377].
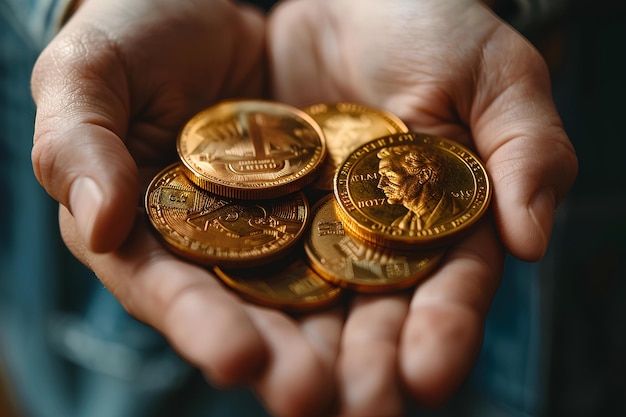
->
[145, 99, 491, 312]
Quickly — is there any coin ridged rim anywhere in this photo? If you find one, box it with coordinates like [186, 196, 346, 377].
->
[213, 257, 343, 313]
[304, 195, 445, 293]
[177, 99, 327, 200]
[333, 132, 492, 249]
[145, 163, 310, 268]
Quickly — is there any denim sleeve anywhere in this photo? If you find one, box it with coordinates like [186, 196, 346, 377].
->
[0, 0, 70, 49]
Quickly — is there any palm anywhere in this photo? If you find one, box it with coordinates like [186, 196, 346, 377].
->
[44, 2, 346, 415]
[268, 0, 574, 264]
[59, 203, 344, 417]
[266, 0, 545, 413]
[270, 0, 517, 143]
[116, 6, 265, 168]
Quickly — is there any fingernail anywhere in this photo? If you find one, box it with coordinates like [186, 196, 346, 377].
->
[529, 187, 556, 255]
[69, 177, 103, 247]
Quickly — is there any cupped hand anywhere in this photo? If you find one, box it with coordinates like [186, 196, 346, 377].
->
[31, 0, 266, 253]
[268, 0, 577, 261]
[59, 203, 343, 417]
[268, 0, 577, 414]
[32, 1, 343, 417]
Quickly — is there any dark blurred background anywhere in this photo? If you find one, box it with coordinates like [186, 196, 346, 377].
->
[535, 1, 626, 415]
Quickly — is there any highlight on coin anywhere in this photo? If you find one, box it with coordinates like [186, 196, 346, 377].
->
[177, 99, 327, 200]
[304, 195, 445, 293]
[145, 163, 310, 268]
[143, 99, 494, 312]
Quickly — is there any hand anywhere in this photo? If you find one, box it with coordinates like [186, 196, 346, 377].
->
[32, 0, 266, 253]
[32, 1, 344, 417]
[59, 205, 343, 417]
[268, 0, 577, 414]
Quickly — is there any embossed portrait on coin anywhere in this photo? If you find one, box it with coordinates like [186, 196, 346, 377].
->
[376, 145, 462, 233]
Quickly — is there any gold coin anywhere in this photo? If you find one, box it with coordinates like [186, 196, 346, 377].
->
[145, 163, 310, 268]
[303, 102, 409, 191]
[214, 252, 343, 313]
[177, 99, 326, 200]
[304, 195, 445, 293]
[334, 132, 491, 249]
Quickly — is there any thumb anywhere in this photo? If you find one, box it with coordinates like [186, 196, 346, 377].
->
[473, 45, 577, 261]
[31, 27, 137, 253]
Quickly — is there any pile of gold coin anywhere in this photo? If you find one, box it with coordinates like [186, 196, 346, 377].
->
[145, 99, 491, 312]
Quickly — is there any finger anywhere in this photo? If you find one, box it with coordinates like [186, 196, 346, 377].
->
[471, 27, 578, 261]
[32, 26, 137, 253]
[338, 294, 410, 417]
[59, 206, 268, 386]
[399, 221, 503, 407]
[246, 306, 344, 417]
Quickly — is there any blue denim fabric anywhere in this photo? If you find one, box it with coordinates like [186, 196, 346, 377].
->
[0, 1, 545, 416]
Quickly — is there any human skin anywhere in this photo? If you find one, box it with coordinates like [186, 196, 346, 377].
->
[268, 4, 576, 410]
[31, 0, 577, 416]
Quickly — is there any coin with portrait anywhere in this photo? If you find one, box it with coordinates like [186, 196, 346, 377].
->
[334, 132, 491, 249]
